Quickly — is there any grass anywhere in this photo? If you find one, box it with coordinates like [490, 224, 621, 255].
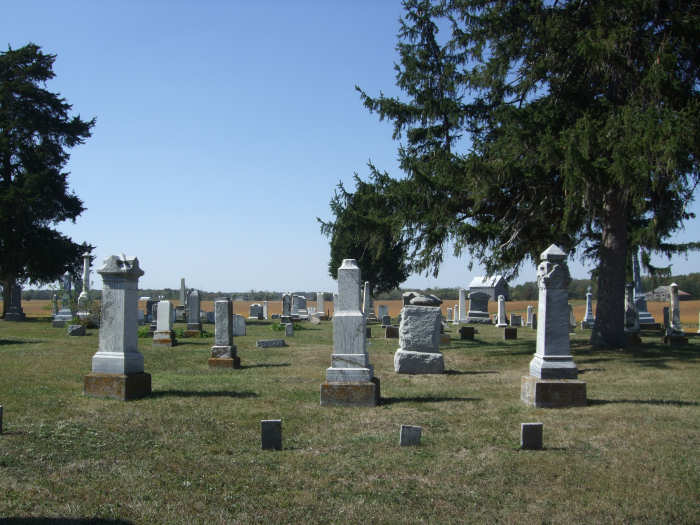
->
[0, 318, 698, 524]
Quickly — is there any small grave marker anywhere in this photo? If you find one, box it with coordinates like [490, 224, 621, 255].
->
[400, 425, 422, 446]
[520, 422, 543, 450]
[261, 419, 282, 450]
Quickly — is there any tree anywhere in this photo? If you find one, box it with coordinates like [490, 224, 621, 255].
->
[357, 0, 700, 347]
[0, 44, 95, 316]
[319, 172, 411, 295]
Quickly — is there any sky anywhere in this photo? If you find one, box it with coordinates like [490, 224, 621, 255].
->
[4, 1, 699, 293]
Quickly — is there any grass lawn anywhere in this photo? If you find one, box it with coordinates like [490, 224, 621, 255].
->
[0, 317, 698, 524]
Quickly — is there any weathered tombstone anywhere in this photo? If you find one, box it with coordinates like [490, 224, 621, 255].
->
[633, 249, 655, 325]
[624, 283, 641, 343]
[249, 303, 263, 320]
[663, 306, 670, 333]
[568, 304, 576, 333]
[310, 315, 321, 325]
[285, 323, 294, 336]
[526, 305, 534, 327]
[153, 300, 176, 348]
[84, 255, 151, 400]
[521, 245, 586, 408]
[665, 283, 688, 344]
[378, 304, 389, 321]
[261, 420, 282, 450]
[394, 305, 444, 374]
[399, 425, 422, 446]
[446, 307, 453, 322]
[510, 313, 522, 327]
[67, 324, 86, 336]
[232, 314, 246, 336]
[52, 272, 74, 327]
[184, 290, 202, 336]
[581, 287, 595, 329]
[466, 291, 491, 323]
[262, 300, 269, 320]
[504, 326, 517, 340]
[209, 298, 240, 368]
[256, 339, 287, 348]
[3, 281, 26, 321]
[458, 288, 467, 323]
[179, 278, 186, 305]
[459, 326, 475, 340]
[291, 295, 308, 318]
[137, 309, 145, 325]
[282, 293, 291, 316]
[316, 293, 324, 318]
[452, 303, 460, 325]
[204, 310, 215, 323]
[321, 259, 379, 406]
[385, 325, 399, 338]
[531, 313, 537, 329]
[381, 315, 391, 327]
[496, 295, 508, 327]
[521, 422, 543, 450]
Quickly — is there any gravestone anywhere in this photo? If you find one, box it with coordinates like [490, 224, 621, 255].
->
[52, 272, 74, 327]
[291, 295, 308, 318]
[209, 298, 240, 368]
[52, 293, 58, 315]
[67, 324, 85, 336]
[504, 327, 517, 340]
[179, 278, 186, 305]
[400, 425, 422, 446]
[261, 419, 282, 450]
[84, 255, 151, 400]
[263, 300, 269, 320]
[3, 281, 25, 321]
[466, 291, 491, 323]
[446, 307, 453, 322]
[256, 339, 287, 348]
[205, 311, 215, 323]
[282, 293, 291, 316]
[663, 306, 670, 333]
[285, 323, 294, 336]
[568, 304, 576, 333]
[381, 315, 391, 327]
[664, 283, 688, 344]
[581, 287, 595, 329]
[624, 283, 641, 343]
[458, 288, 467, 323]
[378, 304, 389, 321]
[232, 314, 246, 336]
[510, 314, 522, 327]
[249, 303, 263, 320]
[321, 259, 379, 406]
[452, 303, 459, 325]
[526, 305, 534, 327]
[531, 313, 537, 329]
[77, 252, 91, 316]
[152, 300, 176, 348]
[394, 305, 444, 374]
[633, 249, 655, 325]
[521, 423, 543, 450]
[184, 290, 202, 336]
[496, 295, 508, 327]
[316, 293, 324, 317]
[521, 245, 586, 408]
[385, 325, 399, 338]
[459, 326, 475, 340]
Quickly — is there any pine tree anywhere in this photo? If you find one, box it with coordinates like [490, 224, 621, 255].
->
[0, 44, 95, 316]
[357, 0, 700, 347]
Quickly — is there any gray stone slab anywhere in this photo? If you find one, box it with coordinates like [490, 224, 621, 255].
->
[398, 305, 441, 353]
[400, 425, 422, 446]
[394, 350, 444, 374]
[521, 422, 543, 450]
[67, 324, 85, 336]
[284, 323, 294, 336]
[256, 339, 287, 348]
[261, 419, 282, 450]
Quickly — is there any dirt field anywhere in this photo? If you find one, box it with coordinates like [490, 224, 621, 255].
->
[13, 297, 700, 328]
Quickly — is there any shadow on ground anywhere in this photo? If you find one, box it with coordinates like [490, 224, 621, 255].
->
[0, 338, 43, 346]
[588, 398, 698, 407]
[0, 520, 133, 525]
[149, 390, 258, 399]
[382, 396, 481, 405]
[242, 363, 291, 369]
[444, 369, 499, 375]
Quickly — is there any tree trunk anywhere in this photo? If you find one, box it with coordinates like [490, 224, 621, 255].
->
[1, 277, 11, 319]
[591, 191, 628, 348]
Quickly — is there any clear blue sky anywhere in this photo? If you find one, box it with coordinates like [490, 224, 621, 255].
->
[4, 1, 698, 292]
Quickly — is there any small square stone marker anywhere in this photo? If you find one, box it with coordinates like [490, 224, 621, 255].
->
[0, 405, 3, 434]
[261, 419, 282, 450]
[520, 422, 543, 450]
[400, 425, 422, 446]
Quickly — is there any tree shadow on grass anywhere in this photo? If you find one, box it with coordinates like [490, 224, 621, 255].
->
[382, 396, 481, 405]
[0, 517, 134, 525]
[149, 390, 258, 399]
[588, 398, 698, 407]
[242, 363, 291, 369]
[578, 368, 605, 374]
[173, 341, 211, 346]
[444, 369, 499, 375]
[0, 338, 41, 346]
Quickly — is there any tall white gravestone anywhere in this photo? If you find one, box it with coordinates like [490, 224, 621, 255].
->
[521, 245, 586, 408]
[632, 249, 655, 325]
[52, 271, 74, 327]
[581, 287, 595, 329]
[317, 292, 325, 317]
[84, 255, 151, 400]
[496, 295, 508, 327]
[209, 298, 240, 368]
[152, 300, 176, 348]
[526, 305, 534, 327]
[262, 300, 269, 320]
[458, 288, 467, 322]
[321, 259, 379, 406]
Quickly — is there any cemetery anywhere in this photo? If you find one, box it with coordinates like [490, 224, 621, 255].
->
[1, 256, 699, 522]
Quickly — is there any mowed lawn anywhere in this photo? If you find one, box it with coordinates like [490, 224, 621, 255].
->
[0, 317, 698, 524]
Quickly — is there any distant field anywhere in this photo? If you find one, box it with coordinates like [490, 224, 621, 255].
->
[13, 298, 700, 329]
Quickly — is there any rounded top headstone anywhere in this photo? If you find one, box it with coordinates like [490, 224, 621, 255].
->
[540, 244, 566, 261]
[97, 255, 144, 278]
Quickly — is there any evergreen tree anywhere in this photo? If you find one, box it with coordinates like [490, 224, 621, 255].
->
[319, 172, 411, 295]
[0, 44, 95, 316]
[357, 0, 700, 347]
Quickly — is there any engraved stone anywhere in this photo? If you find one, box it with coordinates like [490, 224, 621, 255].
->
[400, 425, 422, 446]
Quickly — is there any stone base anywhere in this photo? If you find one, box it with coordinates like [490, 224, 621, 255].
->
[504, 327, 517, 340]
[520, 376, 587, 408]
[186, 322, 202, 331]
[152, 330, 176, 347]
[84, 372, 152, 401]
[182, 329, 202, 338]
[52, 320, 67, 327]
[3, 312, 26, 321]
[394, 349, 444, 374]
[663, 334, 688, 345]
[320, 377, 380, 407]
[208, 357, 241, 369]
[466, 314, 491, 324]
